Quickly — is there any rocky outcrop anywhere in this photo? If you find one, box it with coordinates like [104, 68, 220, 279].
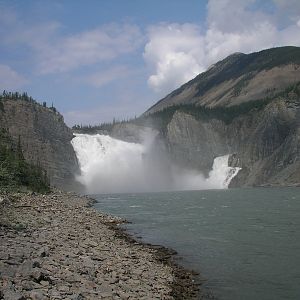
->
[0, 99, 79, 190]
[110, 123, 158, 144]
[166, 111, 228, 175]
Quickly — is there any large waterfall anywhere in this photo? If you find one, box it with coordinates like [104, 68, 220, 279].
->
[71, 134, 241, 194]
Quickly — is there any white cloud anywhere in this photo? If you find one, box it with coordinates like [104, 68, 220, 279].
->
[0, 64, 28, 89]
[0, 16, 143, 75]
[37, 23, 143, 74]
[207, 0, 267, 33]
[144, 0, 300, 96]
[144, 23, 205, 94]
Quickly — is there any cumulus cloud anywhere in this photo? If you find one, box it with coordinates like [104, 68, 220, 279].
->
[144, 24, 205, 93]
[144, 0, 300, 96]
[0, 64, 28, 89]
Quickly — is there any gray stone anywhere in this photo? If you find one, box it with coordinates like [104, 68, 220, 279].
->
[2, 288, 24, 300]
[28, 290, 47, 300]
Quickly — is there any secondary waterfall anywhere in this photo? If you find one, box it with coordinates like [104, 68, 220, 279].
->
[71, 134, 241, 194]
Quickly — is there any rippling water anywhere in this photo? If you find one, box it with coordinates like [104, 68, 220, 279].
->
[93, 188, 300, 300]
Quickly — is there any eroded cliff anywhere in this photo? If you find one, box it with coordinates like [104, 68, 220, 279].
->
[164, 93, 300, 186]
[0, 98, 79, 190]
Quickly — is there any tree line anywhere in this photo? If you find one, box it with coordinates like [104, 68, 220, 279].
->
[0, 90, 57, 113]
[0, 126, 50, 193]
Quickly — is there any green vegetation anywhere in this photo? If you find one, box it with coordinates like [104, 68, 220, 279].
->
[0, 90, 57, 113]
[74, 81, 300, 137]
[72, 118, 133, 134]
[137, 98, 273, 135]
[0, 91, 35, 103]
[276, 81, 300, 98]
[0, 128, 50, 193]
[140, 81, 300, 135]
[73, 98, 273, 136]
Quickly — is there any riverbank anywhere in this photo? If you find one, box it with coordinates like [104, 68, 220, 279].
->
[0, 190, 201, 299]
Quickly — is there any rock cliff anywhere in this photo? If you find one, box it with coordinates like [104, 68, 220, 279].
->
[0, 98, 79, 190]
[164, 93, 300, 186]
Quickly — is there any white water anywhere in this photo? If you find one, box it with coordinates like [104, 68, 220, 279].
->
[71, 134, 241, 194]
[208, 155, 242, 189]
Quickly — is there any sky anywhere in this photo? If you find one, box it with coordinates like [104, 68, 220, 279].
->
[1, 0, 300, 126]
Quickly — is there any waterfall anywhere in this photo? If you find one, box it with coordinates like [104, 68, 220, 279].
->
[71, 134, 241, 194]
[206, 155, 241, 189]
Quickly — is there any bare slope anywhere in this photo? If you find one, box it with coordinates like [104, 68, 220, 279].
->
[146, 46, 300, 114]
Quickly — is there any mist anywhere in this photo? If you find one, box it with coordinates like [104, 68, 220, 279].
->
[71, 133, 240, 194]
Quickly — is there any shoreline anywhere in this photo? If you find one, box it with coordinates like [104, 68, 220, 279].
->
[103, 215, 203, 299]
[0, 190, 207, 299]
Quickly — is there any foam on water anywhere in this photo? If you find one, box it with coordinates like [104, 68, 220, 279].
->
[71, 134, 241, 193]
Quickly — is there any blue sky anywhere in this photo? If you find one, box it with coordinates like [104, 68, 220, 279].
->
[1, 0, 300, 125]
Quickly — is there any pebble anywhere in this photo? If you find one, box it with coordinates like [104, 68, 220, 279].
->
[0, 190, 183, 299]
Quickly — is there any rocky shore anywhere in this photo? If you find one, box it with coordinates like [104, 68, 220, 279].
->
[0, 191, 200, 299]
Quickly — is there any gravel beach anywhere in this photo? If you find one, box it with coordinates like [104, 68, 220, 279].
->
[0, 191, 200, 299]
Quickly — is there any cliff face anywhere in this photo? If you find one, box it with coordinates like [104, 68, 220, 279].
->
[0, 99, 79, 190]
[164, 93, 300, 186]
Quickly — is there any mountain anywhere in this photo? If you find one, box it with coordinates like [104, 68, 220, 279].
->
[141, 46, 300, 187]
[146, 46, 300, 113]
[0, 94, 79, 190]
[107, 46, 300, 187]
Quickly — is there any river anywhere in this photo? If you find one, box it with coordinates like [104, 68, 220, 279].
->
[93, 188, 300, 300]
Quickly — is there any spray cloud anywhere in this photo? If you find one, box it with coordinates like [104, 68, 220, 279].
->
[71, 133, 240, 194]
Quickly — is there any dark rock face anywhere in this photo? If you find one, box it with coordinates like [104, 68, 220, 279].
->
[0, 100, 79, 190]
[110, 123, 158, 144]
[164, 97, 300, 186]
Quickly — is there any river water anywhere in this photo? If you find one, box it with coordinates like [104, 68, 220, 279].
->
[93, 188, 300, 300]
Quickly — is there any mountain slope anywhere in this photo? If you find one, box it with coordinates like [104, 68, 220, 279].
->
[146, 46, 300, 114]
[136, 47, 300, 187]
